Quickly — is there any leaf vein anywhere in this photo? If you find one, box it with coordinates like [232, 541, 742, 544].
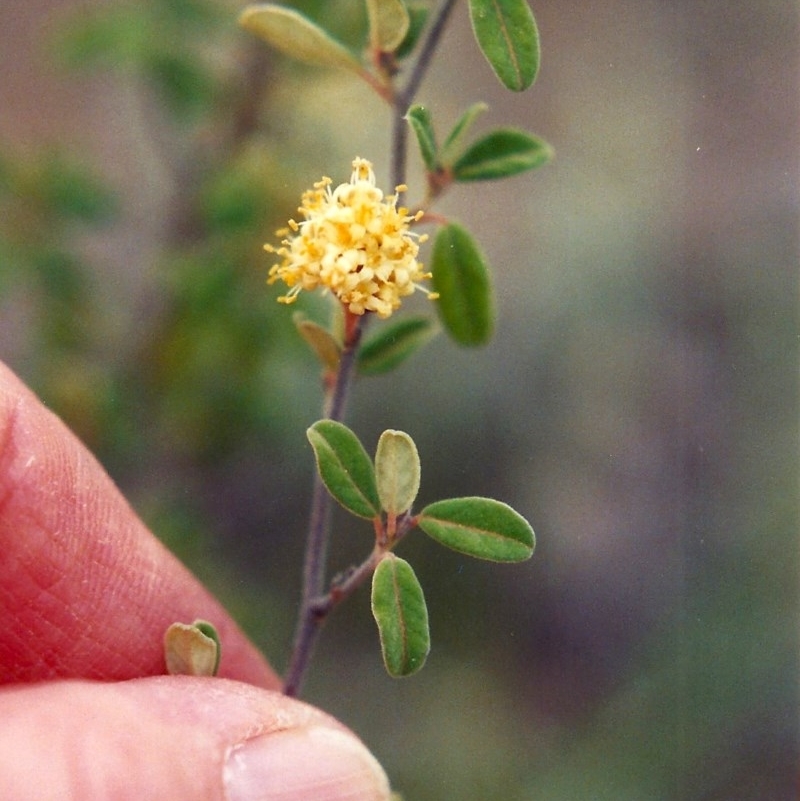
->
[490, 0, 522, 88]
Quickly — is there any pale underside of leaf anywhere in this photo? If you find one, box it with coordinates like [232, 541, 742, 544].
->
[164, 621, 220, 677]
[375, 429, 421, 514]
[366, 0, 411, 52]
[294, 314, 342, 372]
[239, 5, 362, 72]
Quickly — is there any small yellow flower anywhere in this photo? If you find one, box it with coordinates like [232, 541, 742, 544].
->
[265, 158, 436, 319]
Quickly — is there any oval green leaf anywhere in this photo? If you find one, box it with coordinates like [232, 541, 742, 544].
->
[293, 313, 342, 372]
[468, 0, 540, 91]
[366, 0, 410, 52]
[406, 105, 439, 172]
[431, 222, 494, 346]
[371, 554, 430, 677]
[307, 420, 381, 519]
[357, 315, 438, 375]
[239, 4, 362, 72]
[452, 128, 553, 181]
[418, 496, 535, 562]
[440, 102, 489, 166]
[375, 430, 421, 514]
[164, 620, 220, 677]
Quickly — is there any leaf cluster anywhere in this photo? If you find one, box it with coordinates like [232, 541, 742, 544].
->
[307, 420, 534, 676]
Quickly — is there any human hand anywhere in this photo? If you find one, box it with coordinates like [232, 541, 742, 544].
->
[0, 361, 390, 800]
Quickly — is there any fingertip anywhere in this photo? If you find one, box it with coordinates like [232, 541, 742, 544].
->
[0, 359, 278, 688]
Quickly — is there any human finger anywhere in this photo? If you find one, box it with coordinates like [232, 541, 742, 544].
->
[0, 675, 390, 801]
[0, 361, 277, 688]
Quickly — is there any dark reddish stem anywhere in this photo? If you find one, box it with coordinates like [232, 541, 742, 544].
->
[283, 0, 459, 698]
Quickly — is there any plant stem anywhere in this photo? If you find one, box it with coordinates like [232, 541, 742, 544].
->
[307, 511, 417, 618]
[310, 545, 383, 618]
[283, 317, 364, 697]
[284, 0, 459, 698]
[391, 0, 460, 189]
[281, 471, 331, 697]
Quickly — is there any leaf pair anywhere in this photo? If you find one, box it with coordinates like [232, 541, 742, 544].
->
[306, 420, 421, 519]
[404, 103, 551, 348]
[239, 0, 419, 74]
[307, 420, 535, 560]
[407, 103, 552, 183]
[295, 311, 439, 377]
[371, 488, 536, 677]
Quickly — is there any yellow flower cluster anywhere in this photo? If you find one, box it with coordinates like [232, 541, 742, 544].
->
[266, 158, 435, 319]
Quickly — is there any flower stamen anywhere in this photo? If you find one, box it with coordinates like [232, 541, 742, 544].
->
[265, 158, 435, 319]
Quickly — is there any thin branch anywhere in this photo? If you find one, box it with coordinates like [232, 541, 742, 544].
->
[281, 470, 331, 697]
[391, 0, 460, 188]
[309, 545, 383, 618]
[400, 0, 460, 110]
[282, 317, 364, 697]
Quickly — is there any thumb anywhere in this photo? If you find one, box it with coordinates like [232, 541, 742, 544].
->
[0, 676, 391, 801]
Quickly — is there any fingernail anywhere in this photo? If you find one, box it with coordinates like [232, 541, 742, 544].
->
[224, 725, 391, 801]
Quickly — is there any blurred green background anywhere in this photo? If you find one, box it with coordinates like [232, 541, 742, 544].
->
[0, 0, 796, 798]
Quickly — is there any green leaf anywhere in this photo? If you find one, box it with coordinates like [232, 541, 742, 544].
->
[357, 315, 438, 375]
[468, 0, 540, 91]
[452, 128, 553, 181]
[148, 0, 222, 29]
[57, 7, 154, 68]
[375, 430, 421, 514]
[307, 420, 381, 519]
[366, 0, 410, 52]
[431, 223, 494, 346]
[239, 4, 362, 72]
[40, 157, 117, 224]
[32, 250, 88, 305]
[394, 2, 429, 59]
[146, 51, 215, 119]
[440, 102, 489, 166]
[164, 619, 220, 676]
[371, 554, 430, 677]
[201, 165, 262, 232]
[406, 105, 439, 173]
[418, 497, 535, 562]
[293, 313, 342, 372]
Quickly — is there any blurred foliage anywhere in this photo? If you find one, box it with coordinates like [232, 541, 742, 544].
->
[0, 0, 796, 799]
[59, 0, 229, 120]
[0, 149, 118, 444]
[1, 0, 359, 466]
[0, 0, 348, 631]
